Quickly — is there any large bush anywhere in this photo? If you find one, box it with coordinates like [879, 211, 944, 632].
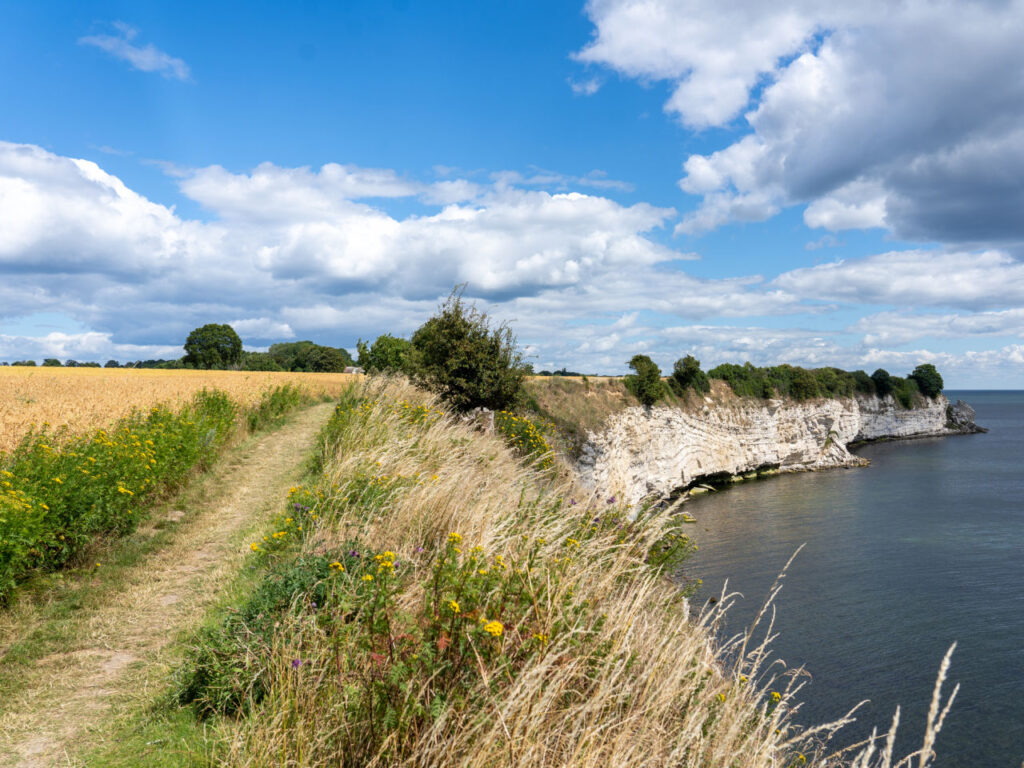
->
[909, 363, 944, 398]
[625, 354, 664, 407]
[406, 290, 527, 412]
[357, 333, 411, 373]
[183, 324, 243, 369]
[670, 355, 710, 395]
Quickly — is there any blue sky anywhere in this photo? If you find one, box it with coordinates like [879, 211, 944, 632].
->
[2, 0, 1023, 386]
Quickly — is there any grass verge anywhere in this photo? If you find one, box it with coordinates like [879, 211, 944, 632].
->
[88, 377, 958, 768]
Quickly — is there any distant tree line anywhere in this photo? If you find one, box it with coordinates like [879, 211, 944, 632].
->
[623, 354, 944, 409]
[2, 323, 357, 373]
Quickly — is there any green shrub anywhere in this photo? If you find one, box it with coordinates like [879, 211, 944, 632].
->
[625, 354, 664, 407]
[246, 384, 309, 431]
[357, 334, 411, 373]
[240, 352, 284, 372]
[494, 411, 554, 469]
[670, 355, 710, 395]
[909, 363, 944, 398]
[407, 289, 527, 412]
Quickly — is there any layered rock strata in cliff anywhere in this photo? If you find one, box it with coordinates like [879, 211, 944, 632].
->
[577, 394, 981, 505]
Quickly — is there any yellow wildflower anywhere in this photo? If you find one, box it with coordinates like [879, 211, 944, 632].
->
[250, 543, 261, 552]
[329, 561, 344, 571]
[448, 600, 460, 614]
[447, 532, 462, 545]
[362, 574, 374, 582]
[771, 691, 782, 702]
[483, 620, 503, 637]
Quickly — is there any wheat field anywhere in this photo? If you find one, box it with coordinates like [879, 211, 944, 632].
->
[0, 367, 356, 452]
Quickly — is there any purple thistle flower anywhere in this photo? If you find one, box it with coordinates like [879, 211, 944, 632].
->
[293, 502, 302, 510]
[348, 549, 360, 558]
[415, 546, 425, 554]
[607, 496, 616, 504]
[291, 659, 304, 669]
[569, 498, 577, 506]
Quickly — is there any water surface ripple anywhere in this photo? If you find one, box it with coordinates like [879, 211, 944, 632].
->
[686, 391, 1024, 767]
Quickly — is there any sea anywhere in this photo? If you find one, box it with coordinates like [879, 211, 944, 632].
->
[685, 391, 1024, 767]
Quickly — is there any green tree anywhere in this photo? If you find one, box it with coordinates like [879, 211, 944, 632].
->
[909, 363, 944, 398]
[671, 355, 710, 395]
[298, 345, 350, 373]
[268, 341, 353, 372]
[104, 359, 120, 368]
[407, 289, 527, 412]
[357, 334, 411, 373]
[871, 368, 894, 397]
[183, 324, 243, 369]
[12, 360, 36, 366]
[240, 352, 284, 372]
[625, 354, 664, 407]
[42, 358, 61, 367]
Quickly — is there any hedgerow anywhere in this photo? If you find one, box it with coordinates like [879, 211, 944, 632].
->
[0, 385, 316, 602]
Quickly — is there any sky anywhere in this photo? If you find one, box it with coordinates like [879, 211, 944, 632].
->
[1, 0, 1024, 386]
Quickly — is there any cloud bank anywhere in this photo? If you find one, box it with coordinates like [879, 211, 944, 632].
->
[578, 0, 1024, 246]
[0, 140, 1022, 385]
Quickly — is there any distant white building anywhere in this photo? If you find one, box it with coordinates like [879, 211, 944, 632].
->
[344, 366, 365, 374]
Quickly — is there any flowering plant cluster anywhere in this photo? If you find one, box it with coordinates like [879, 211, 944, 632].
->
[0, 385, 312, 602]
[0, 390, 236, 599]
[494, 410, 554, 470]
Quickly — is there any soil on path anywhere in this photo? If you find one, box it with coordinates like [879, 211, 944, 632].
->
[0, 402, 336, 767]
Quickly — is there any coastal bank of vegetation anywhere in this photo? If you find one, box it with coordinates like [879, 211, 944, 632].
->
[107, 292, 956, 768]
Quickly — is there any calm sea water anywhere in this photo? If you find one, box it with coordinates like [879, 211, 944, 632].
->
[685, 391, 1024, 767]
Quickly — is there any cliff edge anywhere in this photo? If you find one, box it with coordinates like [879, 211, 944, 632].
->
[576, 392, 983, 505]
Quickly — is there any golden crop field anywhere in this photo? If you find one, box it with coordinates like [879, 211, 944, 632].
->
[0, 367, 357, 452]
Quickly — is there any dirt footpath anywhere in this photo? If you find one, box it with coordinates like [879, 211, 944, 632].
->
[0, 402, 336, 767]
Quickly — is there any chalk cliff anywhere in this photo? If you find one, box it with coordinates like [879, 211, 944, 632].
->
[577, 393, 981, 504]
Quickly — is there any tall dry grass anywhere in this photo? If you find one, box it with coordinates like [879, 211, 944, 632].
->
[0, 367, 356, 452]
[218, 376, 956, 768]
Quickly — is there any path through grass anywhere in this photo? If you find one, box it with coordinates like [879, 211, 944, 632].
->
[0, 402, 336, 767]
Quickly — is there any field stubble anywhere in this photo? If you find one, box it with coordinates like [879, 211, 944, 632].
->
[0, 367, 356, 453]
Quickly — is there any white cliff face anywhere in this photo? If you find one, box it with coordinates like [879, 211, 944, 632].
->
[577, 394, 960, 505]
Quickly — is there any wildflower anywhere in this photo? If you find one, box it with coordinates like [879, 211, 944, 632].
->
[771, 691, 782, 702]
[739, 675, 748, 684]
[250, 542, 261, 552]
[447, 532, 462, 545]
[482, 620, 503, 637]
[329, 561, 344, 571]
[291, 659, 304, 669]
[607, 496, 616, 504]
[717, 693, 726, 703]
[362, 574, 374, 582]
[532, 632, 548, 644]
[348, 549, 360, 558]
[448, 600, 460, 614]
[53, 477, 63, 485]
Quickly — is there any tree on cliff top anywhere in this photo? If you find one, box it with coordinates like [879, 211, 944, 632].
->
[407, 288, 527, 412]
[671, 354, 711, 395]
[909, 363, 944, 398]
[625, 354, 664, 407]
